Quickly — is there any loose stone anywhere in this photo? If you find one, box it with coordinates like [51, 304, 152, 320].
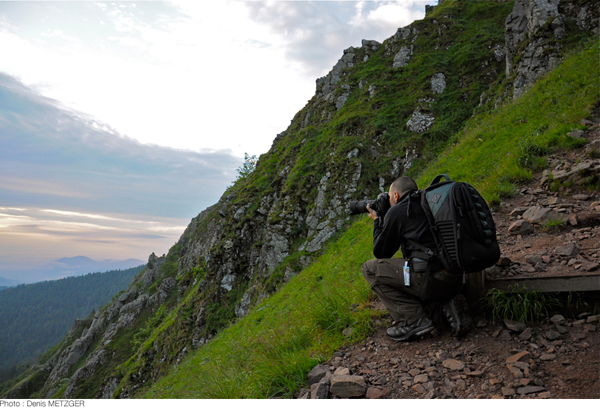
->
[307, 364, 330, 384]
[517, 385, 545, 395]
[442, 359, 465, 371]
[366, 387, 391, 399]
[502, 387, 515, 396]
[330, 375, 367, 398]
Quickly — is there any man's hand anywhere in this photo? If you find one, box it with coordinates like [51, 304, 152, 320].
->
[366, 204, 379, 221]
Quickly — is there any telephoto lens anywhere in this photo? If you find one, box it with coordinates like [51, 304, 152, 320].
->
[347, 192, 390, 216]
[348, 200, 375, 216]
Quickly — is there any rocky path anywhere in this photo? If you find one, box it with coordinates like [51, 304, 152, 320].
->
[299, 313, 599, 399]
[298, 120, 600, 399]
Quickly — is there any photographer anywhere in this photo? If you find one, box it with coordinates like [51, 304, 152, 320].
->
[362, 176, 472, 342]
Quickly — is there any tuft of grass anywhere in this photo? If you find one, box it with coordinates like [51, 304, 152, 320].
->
[541, 218, 566, 231]
[482, 284, 561, 324]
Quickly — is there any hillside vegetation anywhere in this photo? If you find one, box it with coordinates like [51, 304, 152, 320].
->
[143, 37, 600, 399]
[3, 0, 598, 400]
[0, 266, 143, 385]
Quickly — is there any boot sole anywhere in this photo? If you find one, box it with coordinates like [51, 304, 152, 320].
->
[387, 324, 435, 342]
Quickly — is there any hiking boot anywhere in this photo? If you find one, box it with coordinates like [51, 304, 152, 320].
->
[442, 294, 473, 337]
[386, 318, 434, 342]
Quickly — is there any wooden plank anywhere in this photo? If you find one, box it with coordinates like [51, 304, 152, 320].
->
[485, 274, 600, 293]
[464, 271, 486, 307]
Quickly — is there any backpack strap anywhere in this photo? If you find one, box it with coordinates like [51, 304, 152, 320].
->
[406, 239, 435, 257]
[429, 174, 451, 186]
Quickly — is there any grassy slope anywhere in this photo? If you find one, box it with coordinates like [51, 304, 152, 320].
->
[418, 40, 600, 199]
[142, 39, 599, 399]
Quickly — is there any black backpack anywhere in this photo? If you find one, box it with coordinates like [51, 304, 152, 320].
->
[407, 174, 500, 292]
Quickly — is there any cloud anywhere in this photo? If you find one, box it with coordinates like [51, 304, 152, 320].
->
[242, 1, 427, 77]
[0, 72, 241, 275]
[0, 72, 239, 219]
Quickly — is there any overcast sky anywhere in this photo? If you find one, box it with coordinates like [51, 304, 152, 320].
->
[0, 0, 431, 282]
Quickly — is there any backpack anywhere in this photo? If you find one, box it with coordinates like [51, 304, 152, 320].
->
[406, 174, 500, 293]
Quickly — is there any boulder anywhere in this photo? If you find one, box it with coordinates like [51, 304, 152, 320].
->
[330, 375, 367, 398]
[510, 207, 529, 216]
[393, 46, 412, 68]
[525, 255, 543, 265]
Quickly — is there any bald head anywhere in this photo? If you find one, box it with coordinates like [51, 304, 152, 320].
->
[388, 177, 418, 206]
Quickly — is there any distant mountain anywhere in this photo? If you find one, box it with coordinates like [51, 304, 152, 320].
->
[53, 256, 145, 277]
[55, 256, 97, 265]
[0, 277, 20, 288]
[0, 257, 146, 284]
[0, 265, 145, 378]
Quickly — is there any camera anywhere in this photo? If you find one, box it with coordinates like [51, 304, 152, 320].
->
[348, 192, 390, 217]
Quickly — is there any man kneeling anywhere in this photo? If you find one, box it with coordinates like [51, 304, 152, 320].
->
[362, 176, 472, 342]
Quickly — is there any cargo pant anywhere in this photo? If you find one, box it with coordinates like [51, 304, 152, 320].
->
[362, 258, 463, 326]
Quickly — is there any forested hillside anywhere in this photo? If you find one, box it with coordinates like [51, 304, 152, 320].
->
[0, 265, 144, 381]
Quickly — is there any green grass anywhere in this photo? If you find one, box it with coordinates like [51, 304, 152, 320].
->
[417, 39, 600, 203]
[142, 217, 379, 398]
[482, 285, 562, 324]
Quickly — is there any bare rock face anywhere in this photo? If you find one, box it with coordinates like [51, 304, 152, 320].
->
[63, 350, 107, 398]
[431, 73, 446, 94]
[393, 45, 412, 68]
[505, 0, 599, 99]
[44, 315, 108, 389]
[505, 0, 565, 99]
[316, 47, 358, 103]
[407, 109, 435, 133]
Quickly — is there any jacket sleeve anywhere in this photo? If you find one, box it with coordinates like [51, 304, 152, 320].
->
[372, 208, 402, 259]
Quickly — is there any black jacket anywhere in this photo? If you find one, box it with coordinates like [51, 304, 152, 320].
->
[372, 190, 438, 261]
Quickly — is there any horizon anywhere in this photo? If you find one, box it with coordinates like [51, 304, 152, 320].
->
[0, 1, 433, 284]
[0, 254, 147, 285]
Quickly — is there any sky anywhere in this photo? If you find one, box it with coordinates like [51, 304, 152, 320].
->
[0, 0, 432, 283]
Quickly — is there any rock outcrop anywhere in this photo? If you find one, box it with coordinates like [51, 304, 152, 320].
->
[505, 0, 600, 99]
